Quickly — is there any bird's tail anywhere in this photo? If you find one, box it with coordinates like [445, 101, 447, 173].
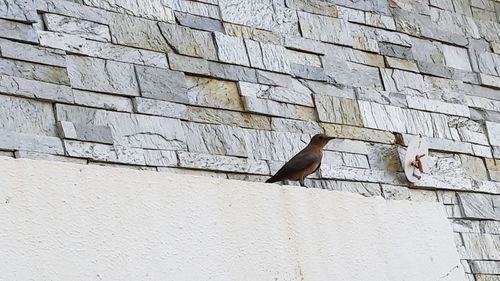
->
[265, 177, 278, 183]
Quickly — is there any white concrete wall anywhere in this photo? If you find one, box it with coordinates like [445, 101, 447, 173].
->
[0, 157, 465, 281]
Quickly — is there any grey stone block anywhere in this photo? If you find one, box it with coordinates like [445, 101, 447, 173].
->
[0, 0, 38, 22]
[285, 0, 338, 17]
[133, 97, 187, 119]
[177, 151, 270, 174]
[186, 106, 271, 130]
[461, 233, 500, 260]
[170, 0, 220, 19]
[480, 73, 500, 89]
[14, 150, 88, 164]
[73, 89, 133, 112]
[83, 0, 175, 22]
[271, 118, 324, 134]
[290, 63, 328, 81]
[378, 42, 413, 60]
[0, 130, 64, 155]
[470, 261, 500, 275]
[186, 76, 243, 110]
[143, 150, 177, 167]
[58, 121, 114, 144]
[0, 95, 57, 136]
[182, 122, 247, 157]
[168, 53, 210, 75]
[298, 11, 352, 46]
[0, 74, 74, 103]
[208, 62, 258, 83]
[38, 31, 169, 68]
[239, 81, 313, 107]
[314, 95, 363, 126]
[323, 55, 383, 89]
[0, 57, 70, 85]
[109, 13, 171, 53]
[219, 0, 299, 35]
[36, 0, 110, 24]
[64, 139, 146, 165]
[56, 104, 186, 151]
[158, 22, 217, 60]
[242, 96, 316, 120]
[0, 38, 66, 67]
[174, 11, 224, 32]
[0, 18, 38, 43]
[135, 65, 187, 103]
[67, 56, 139, 96]
[43, 13, 111, 42]
[214, 32, 250, 66]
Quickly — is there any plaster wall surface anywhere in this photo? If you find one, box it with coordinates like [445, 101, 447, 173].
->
[0, 157, 466, 281]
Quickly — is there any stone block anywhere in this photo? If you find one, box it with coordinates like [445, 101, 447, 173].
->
[406, 96, 470, 117]
[290, 64, 329, 81]
[471, 261, 500, 275]
[177, 151, 270, 175]
[285, 0, 338, 17]
[174, 11, 223, 32]
[0, 57, 69, 85]
[461, 233, 500, 260]
[0, 0, 37, 22]
[459, 154, 489, 180]
[0, 18, 38, 43]
[298, 11, 352, 46]
[0, 75, 74, 103]
[182, 123, 247, 157]
[58, 121, 114, 144]
[223, 22, 282, 45]
[478, 52, 500, 77]
[64, 140, 146, 165]
[337, 6, 366, 24]
[67, 56, 138, 96]
[158, 22, 217, 60]
[143, 150, 177, 167]
[135, 65, 187, 103]
[208, 62, 258, 83]
[214, 32, 250, 66]
[219, 0, 299, 35]
[256, 70, 293, 87]
[0, 39, 66, 67]
[185, 106, 271, 130]
[73, 89, 133, 112]
[239, 81, 313, 107]
[384, 57, 418, 72]
[487, 121, 500, 146]
[109, 13, 171, 52]
[242, 96, 316, 120]
[314, 95, 363, 126]
[168, 53, 210, 76]
[0, 130, 64, 155]
[83, 0, 175, 22]
[382, 184, 410, 200]
[56, 104, 186, 151]
[170, 0, 220, 19]
[480, 73, 500, 89]
[271, 118, 324, 134]
[245, 40, 291, 73]
[186, 76, 243, 110]
[44, 13, 111, 42]
[243, 129, 309, 161]
[14, 150, 88, 164]
[323, 55, 383, 89]
[133, 97, 187, 119]
[38, 31, 169, 68]
[355, 88, 407, 107]
[284, 36, 327, 55]
[442, 44, 472, 72]
[380, 69, 426, 96]
[379, 42, 413, 60]
[364, 13, 396, 30]
[0, 95, 57, 136]
[322, 123, 395, 144]
[36, 0, 110, 24]
[287, 49, 322, 67]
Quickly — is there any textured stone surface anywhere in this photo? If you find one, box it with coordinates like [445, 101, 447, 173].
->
[178, 151, 270, 174]
[0, 75, 73, 103]
[174, 11, 224, 32]
[0, 0, 37, 22]
[167, 53, 209, 75]
[285, 0, 338, 17]
[73, 89, 133, 112]
[187, 76, 243, 110]
[298, 12, 352, 46]
[135, 65, 187, 103]
[133, 97, 187, 119]
[242, 96, 316, 120]
[0, 130, 64, 155]
[239, 82, 313, 107]
[159, 23, 217, 60]
[315, 95, 363, 126]
[0, 39, 66, 67]
[109, 13, 171, 52]
[67, 56, 138, 96]
[185, 107, 271, 130]
[0, 18, 38, 43]
[38, 31, 169, 68]
[44, 13, 111, 42]
[182, 123, 247, 157]
[83, 0, 175, 22]
[208, 62, 257, 82]
[214, 32, 250, 66]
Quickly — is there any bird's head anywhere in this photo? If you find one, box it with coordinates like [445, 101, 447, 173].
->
[310, 134, 334, 147]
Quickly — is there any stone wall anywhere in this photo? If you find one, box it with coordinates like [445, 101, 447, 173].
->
[0, 0, 499, 279]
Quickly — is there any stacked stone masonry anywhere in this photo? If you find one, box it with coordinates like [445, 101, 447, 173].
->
[0, 0, 500, 278]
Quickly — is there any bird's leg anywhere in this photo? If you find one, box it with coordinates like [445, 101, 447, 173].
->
[299, 178, 307, 188]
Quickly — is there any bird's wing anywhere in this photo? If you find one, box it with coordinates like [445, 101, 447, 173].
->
[268, 151, 319, 182]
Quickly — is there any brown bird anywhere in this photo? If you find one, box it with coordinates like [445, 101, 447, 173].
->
[266, 134, 334, 187]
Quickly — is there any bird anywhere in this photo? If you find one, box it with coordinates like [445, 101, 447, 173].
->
[265, 134, 334, 188]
